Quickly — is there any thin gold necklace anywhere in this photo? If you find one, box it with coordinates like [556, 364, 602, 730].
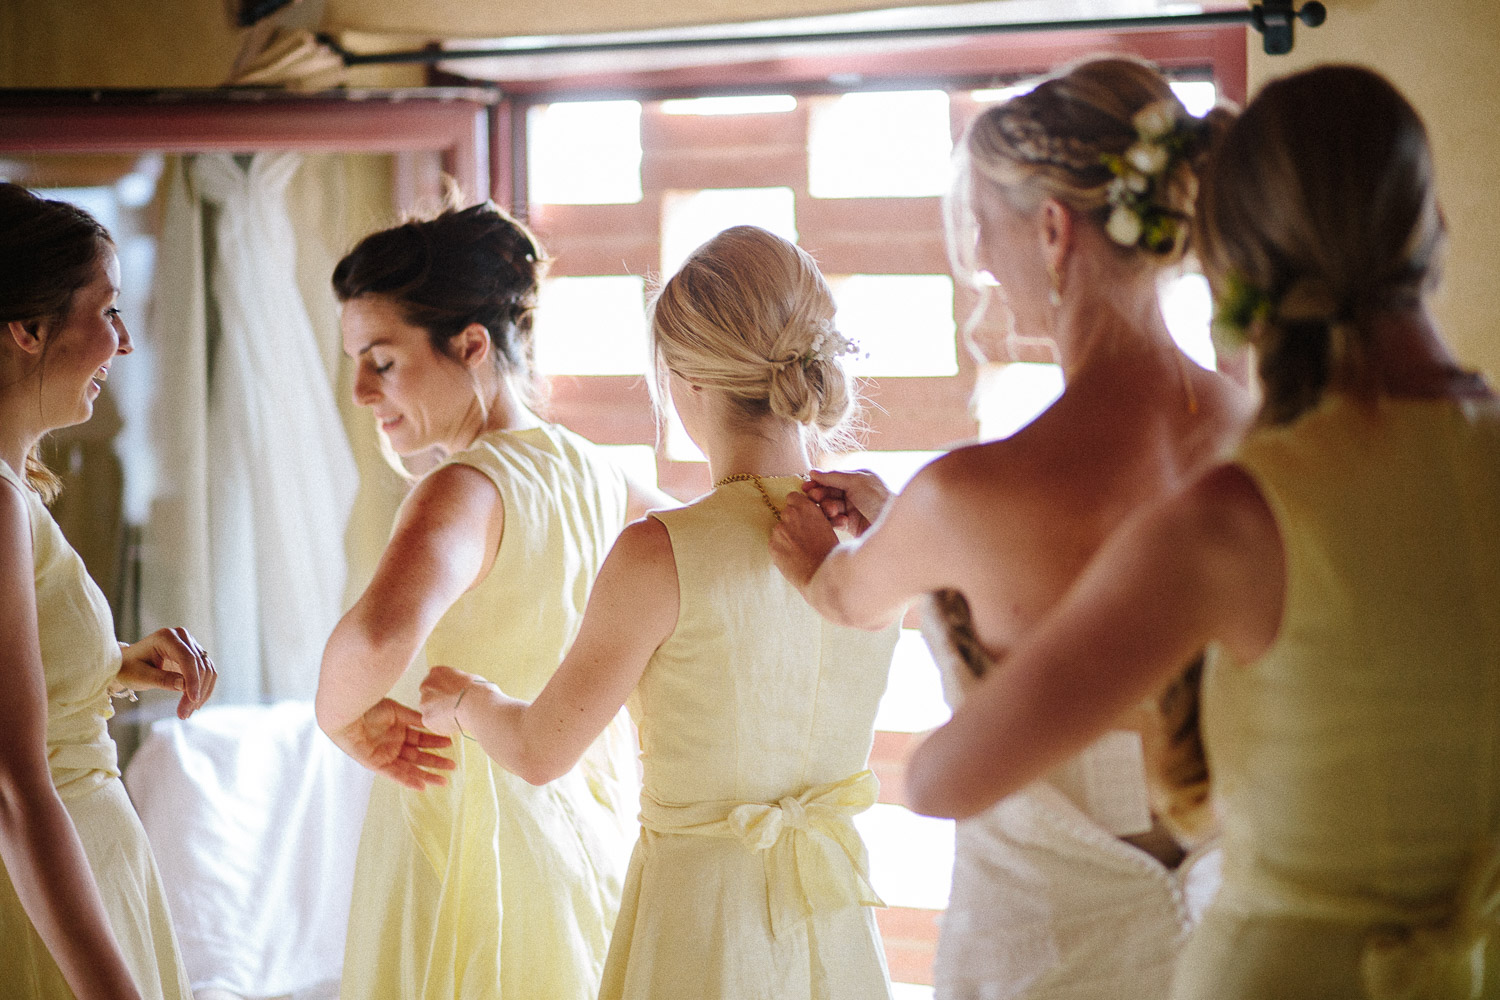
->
[714, 472, 806, 522]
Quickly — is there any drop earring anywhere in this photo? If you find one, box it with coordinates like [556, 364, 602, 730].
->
[1047, 262, 1063, 308]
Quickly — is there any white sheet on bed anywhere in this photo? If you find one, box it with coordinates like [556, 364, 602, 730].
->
[124, 701, 374, 998]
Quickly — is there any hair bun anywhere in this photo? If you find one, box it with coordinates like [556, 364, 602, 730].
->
[648, 226, 860, 452]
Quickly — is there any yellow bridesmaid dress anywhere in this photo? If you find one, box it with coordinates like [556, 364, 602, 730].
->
[1176, 395, 1500, 1000]
[340, 424, 637, 1000]
[598, 476, 901, 1000]
[0, 459, 194, 1000]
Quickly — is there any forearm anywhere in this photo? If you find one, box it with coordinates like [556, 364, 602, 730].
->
[455, 682, 576, 785]
[0, 777, 143, 1000]
[316, 607, 422, 734]
[803, 544, 907, 631]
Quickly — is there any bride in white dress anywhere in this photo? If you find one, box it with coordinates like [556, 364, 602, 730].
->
[770, 56, 1248, 999]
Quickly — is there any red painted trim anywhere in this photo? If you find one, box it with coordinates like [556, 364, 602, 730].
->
[0, 92, 495, 200]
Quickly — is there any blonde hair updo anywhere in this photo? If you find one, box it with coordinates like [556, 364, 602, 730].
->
[649, 226, 858, 453]
[947, 56, 1234, 285]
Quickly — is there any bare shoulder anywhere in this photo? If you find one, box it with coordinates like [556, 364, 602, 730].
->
[0, 476, 31, 557]
[614, 514, 677, 574]
[584, 514, 680, 643]
[907, 440, 1017, 507]
[397, 462, 502, 535]
[1161, 462, 1284, 659]
[1173, 463, 1274, 545]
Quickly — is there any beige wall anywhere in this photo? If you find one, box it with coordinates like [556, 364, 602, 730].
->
[1247, 0, 1500, 378]
[0, 1, 243, 89]
[0, 1, 419, 89]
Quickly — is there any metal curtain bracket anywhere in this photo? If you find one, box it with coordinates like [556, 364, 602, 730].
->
[1252, 0, 1328, 56]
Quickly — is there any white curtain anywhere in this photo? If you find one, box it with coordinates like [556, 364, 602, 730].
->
[140, 152, 357, 703]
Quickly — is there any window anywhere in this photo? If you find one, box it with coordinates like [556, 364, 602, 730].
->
[525, 50, 1240, 995]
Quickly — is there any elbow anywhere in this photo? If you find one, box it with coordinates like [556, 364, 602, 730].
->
[824, 592, 894, 633]
[804, 555, 893, 632]
[807, 575, 865, 631]
[512, 751, 571, 787]
[0, 758, 59, 832]
[903, 737, 990, 822]
[312, 664, 344, 736]
[313, 694, 339, 739]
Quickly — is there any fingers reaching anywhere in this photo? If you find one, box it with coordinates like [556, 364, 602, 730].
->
[117, 626, 218, 720]
[770, 492, 842, 589]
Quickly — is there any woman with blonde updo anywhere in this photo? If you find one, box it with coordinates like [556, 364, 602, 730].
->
[904, 65, 1499, 999]
[318, 202, 668, 999]
[771, 57, 1250, 999]
[418, 225, 902, 1000]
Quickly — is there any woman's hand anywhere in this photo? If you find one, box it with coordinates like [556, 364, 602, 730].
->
[328, 697, 455, 790]
[116, 627, 217, 720]
[770, 492, 842, 590]
[418, 665, 488, 738]
[801, 469, 891, 537]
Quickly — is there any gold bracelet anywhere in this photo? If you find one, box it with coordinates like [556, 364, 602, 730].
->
[452, 683, 477, 741]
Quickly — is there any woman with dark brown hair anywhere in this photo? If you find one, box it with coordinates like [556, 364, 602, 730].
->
[0, 182, 216, 1000]
[771, 57, 1248, 999]
[903, 65, 1500, 999]
[317, 202, 668, 1000]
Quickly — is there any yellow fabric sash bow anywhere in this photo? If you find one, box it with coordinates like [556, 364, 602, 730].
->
[1362, 838, 1500, 1000]
[639, 769, 885, 937]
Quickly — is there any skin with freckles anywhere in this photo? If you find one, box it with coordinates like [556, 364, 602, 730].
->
[318, 293, 668, 788]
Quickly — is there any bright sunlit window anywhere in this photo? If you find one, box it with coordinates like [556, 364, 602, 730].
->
[1169, 79, 1219, 117]
[522, 52, 1237, 993]
[830, 275, 958, 377]
[974, 362, 1065, 441]
[808, 90, 953, 199]
[822, 450, 943, 492]
[533, 275, 649, 376]
[600, 444, 660, 488]
[660, 94, 797, 115]
[974, 79, 1218, 117]
[659, 186, 798, 277]
[1162, 272, 1217, 370]
[971, 82, 1034, 104]
[528, 100, 644, 205]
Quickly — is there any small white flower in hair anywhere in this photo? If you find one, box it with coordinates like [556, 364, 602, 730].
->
[805, 319, 860, 363]
[1106, 205, 1144, 248]
[1125, 141, 1170, 177]
[1132, 101, 1180, 142]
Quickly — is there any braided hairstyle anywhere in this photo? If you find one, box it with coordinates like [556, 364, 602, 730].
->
[648, 226, 858, 454]
[947, 56, 1234, 285]
[332, 202, 547, 396]
[0, 182, 115, 501]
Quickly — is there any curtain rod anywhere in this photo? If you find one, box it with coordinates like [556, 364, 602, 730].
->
[318, 1, 1325, 67]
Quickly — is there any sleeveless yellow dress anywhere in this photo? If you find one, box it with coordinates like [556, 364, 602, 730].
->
[0, 459, 194, 999]
[1175, 394, 1500, 1000]
[598, 476, 901, 1000]
[340, 424, 637, 1000]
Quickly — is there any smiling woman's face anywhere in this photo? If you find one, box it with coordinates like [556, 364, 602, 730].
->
[341, 294, 477, 458]
[43, 248, 130, 431]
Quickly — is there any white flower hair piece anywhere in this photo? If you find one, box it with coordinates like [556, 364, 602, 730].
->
[1100, 99, 1196, 255]
[804, 318, 861, 365]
